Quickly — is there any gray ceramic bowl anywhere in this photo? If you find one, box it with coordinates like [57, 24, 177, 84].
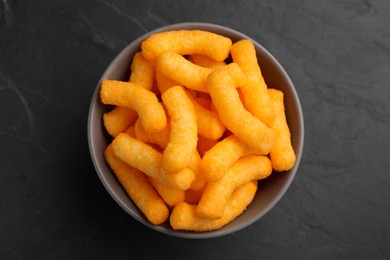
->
[88, 22, 304, 239]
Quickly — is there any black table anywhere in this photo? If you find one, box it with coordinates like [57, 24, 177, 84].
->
[1, 1, 389, 259]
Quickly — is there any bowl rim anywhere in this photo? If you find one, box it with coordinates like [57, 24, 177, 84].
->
[87, 22, 304, 239]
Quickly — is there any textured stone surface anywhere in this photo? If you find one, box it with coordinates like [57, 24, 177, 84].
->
[1, 0, 389, 259]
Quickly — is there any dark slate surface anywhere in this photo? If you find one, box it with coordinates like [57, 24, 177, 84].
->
[1, 0, 389, 259]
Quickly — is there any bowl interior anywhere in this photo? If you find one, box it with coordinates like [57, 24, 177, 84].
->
[88, 22, 304, 239]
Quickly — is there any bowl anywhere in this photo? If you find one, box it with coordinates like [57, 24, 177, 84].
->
[87, 22, 304, 239]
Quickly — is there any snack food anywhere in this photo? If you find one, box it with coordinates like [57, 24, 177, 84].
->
[134, 118, 170, 149]
[207, 68, 275, 154]
[141, 30, 232, 62]
[188, 54, 226, 69]
[100, 80, 167, 133]
[129, 52, 155, 90]
[268, 88, 296, 172]
[103, 53, 154, 137]
[103, 106, 137, 137]
[161, 86, 198, 175]
[104, 145, 169, 225]
[231, 39, 274, 127]
[187, 150, 206, 191]
[155, 69, 178, 93]
[200, 135, 253, 182]
[156, 51, 212, 92]
[184, 90, 225, 140]
[111, 133, 195, 190]
[99, 29, 296, 232]
[196, 155, 272, 219]
[156, 51, 246, 92]
[170, 181, 258, 231]
[147, 176, 185, 207]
